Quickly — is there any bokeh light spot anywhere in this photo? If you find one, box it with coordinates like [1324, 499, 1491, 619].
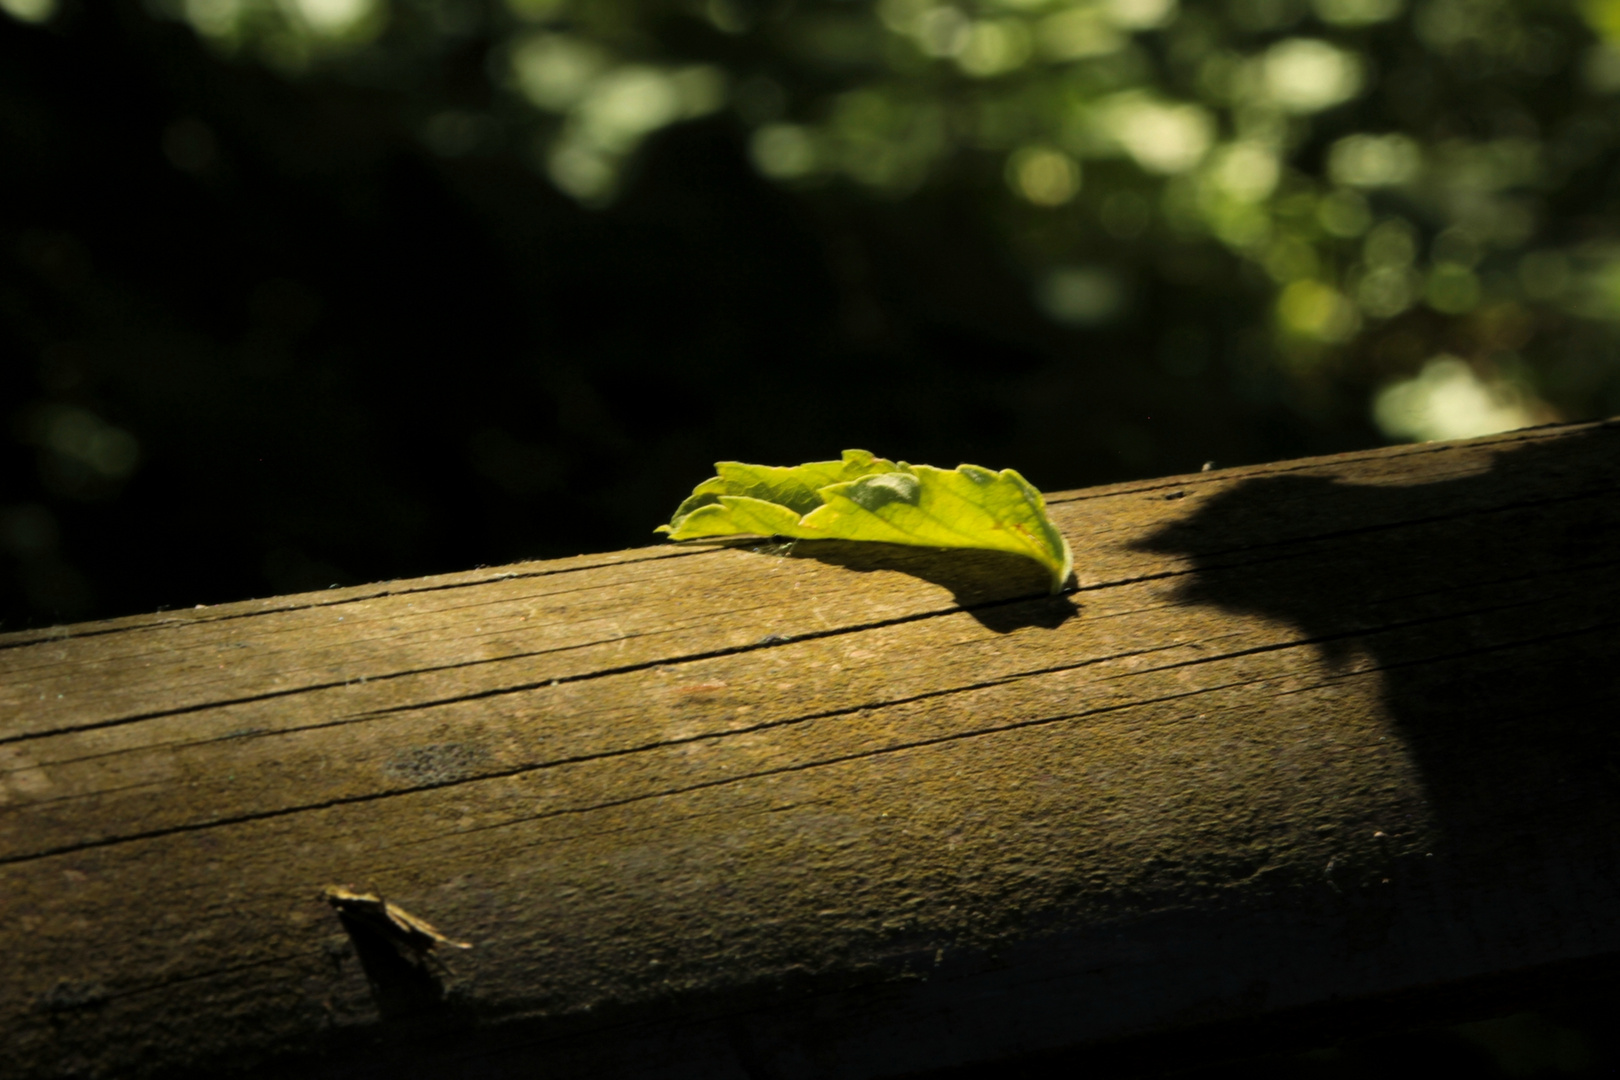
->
[577, 66, 683, 152]
[1095, 93, 1214, 174]
[1373, 356, 1545, 442]
[1261, 39, 1364, 113]
[1038, 266, 1126, 325]
[546, 141, 613, 200]
[751, 124, 819, 179]
[1317, 188, 1371, 236]
[1329, 133, 1422, 187]
[281, 0, 381, 39]
[1581, 43, 1620, 91]
[0, 0, 56, 23]
[1208, 141, 1280, 202]
[1364, 218, 1418, 268]
[1277, 279, 1359, 341]
[917, 5, 972, 57]
[512, 34, 609, 112]
[1008, 145, 1081, 205]
[1106, 0, 1178, 30]
[23, 405, 142, 491]
[181, 0, 244, 39]
[1265, 237, 1320, 283]
[957, 19, 1033, 77]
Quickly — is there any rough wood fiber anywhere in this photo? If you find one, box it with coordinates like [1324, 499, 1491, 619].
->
[3, 422, 1618, 1080]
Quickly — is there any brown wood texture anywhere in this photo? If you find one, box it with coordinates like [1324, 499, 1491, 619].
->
[3, 421, 1618, 1080]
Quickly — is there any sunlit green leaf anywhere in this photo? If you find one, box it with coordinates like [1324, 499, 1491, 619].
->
[657, 450, 1074, 593]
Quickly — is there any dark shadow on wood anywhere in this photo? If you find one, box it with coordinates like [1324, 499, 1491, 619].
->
[913, 948, 1620, 1079]
[776, 539, 1079, 633]
[333, 911, 455, 1022]
[1132, 424, 1620, 875]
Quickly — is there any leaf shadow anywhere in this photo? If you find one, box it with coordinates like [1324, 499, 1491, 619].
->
[1128, 425, 1620, 874]
[778, 539, 1079, 634]
[333, 911, 454, 1022]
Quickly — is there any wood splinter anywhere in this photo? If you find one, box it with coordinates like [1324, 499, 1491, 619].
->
[321, 885, 474, 956]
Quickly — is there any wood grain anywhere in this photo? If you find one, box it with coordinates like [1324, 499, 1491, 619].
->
[3, 421, 1618, 1079]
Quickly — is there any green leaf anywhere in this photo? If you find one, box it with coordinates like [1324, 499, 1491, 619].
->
[656, 450, 1073, 593]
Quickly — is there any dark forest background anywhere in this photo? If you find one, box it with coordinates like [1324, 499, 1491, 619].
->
[6, 0, 1620, 636]
[2, 0, 1618, 1071]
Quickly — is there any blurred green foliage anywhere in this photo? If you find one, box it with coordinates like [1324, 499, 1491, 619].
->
[149, 0, 1620, 438]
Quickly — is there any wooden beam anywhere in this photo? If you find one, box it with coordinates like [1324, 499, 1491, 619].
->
[4, 421, 1618, 1079]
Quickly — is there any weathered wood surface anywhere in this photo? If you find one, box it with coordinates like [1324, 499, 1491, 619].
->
[3, 421, 1618, 1079]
